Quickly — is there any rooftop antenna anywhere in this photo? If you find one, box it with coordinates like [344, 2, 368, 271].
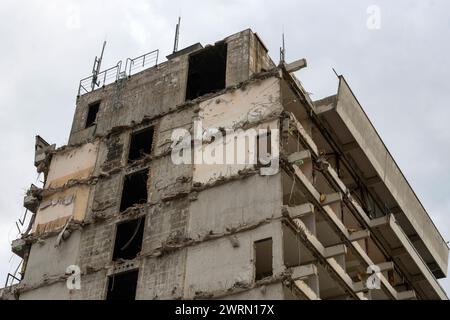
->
[91, 41, 107, 91]
[280, 29, 286, 64]
[173, 17, 181, 54]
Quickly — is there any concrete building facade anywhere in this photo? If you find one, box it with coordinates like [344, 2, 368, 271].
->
[1, 29, 448, 300]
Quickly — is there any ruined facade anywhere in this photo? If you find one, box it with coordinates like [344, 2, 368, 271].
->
[2, 29, 448, 300]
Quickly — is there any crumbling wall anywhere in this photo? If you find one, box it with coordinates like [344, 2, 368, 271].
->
[193, 77, 282, 184]
[137, 250, 186, 299]
[142, 199, 189, 254]
[69, 30, 275, 147]
[18, 230, 83, 300]
[225, 29, 252, 86]
[69, 57, 190, 146]
[32, 142, 98, 234]
[249, 33, 275, 76]
[220, 283, 287, 300]
[188, 175, 282, 238]
[45, 142, 98, 188]
[12, 28, 284, 299]
[20, 282, 79, 300]
[183, 222, 285, 298]
[33, 186, 90, 234]
[78, 222, 115, 272]
[80, 271, 108, 300]
[90, 174, 122, 220]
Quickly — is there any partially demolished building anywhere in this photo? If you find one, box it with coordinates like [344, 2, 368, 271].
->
[2, 29, 448, 300]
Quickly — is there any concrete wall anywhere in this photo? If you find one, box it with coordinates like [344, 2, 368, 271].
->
[188, 174, 282, 237]
[184, 222, 285, 298]
[69, 29, 273, 146]
[19, 230, 82, 297]
[13, 29, 285, 300]
[69, 57, 189, 145]
[32, 141, 98, 234]
[45, 142, 98, 188]
[220, 283, 287, 300]
[34, 185, 90, 234]
[20, 282, 79, 300]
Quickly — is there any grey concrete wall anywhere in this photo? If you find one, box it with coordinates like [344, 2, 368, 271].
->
[69, 29, 272, 146]
[184, 222, 285, 298]
[188, 174, 282, 238]
[12, 29, 283, 300]
[220, 282, 287, 300]
[137, 250, 187, 299]
[20, 282, 80, 300]
[21, 230, 82, 289]
[69, 56, 189, 145]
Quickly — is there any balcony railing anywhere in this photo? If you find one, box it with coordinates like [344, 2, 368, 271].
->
[77, 49, 159, 97]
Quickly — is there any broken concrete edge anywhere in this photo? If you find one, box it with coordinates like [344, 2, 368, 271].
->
[17, 165, 264, 244]
[16, 148, 322, 278]
[281, 162, 423, 299]
[61, 67, 282, 151]
[157, 215, 283, 257]
[22, 69, 284, 241]
[14, 220, 84, 248]
[0, 284, 19, 300]
[27, 128, 286, 238]
[14, 273, 71, 296]
[282, 209, 362, 300]
[192, 271, 292, 300]
[14, 215, 289, 297]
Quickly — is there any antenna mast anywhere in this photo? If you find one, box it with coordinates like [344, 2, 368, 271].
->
[173, 17, 181, 54]
[280, 32, 285, 64]
[91, 41, 107, 91]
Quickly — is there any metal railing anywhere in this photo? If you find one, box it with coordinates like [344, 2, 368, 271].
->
[125, 49, 159, 77]
[4, 260, 22, 288]
[78, 61, 122, 96]
[77, 49, 159, 97]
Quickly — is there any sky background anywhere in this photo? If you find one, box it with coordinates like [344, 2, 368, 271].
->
[1, 0, 449, 296]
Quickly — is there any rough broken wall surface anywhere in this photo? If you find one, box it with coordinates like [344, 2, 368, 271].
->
[20, 231, 82, 292]
[184, 222, 284, 298]
[68, 58, 188, 145]
[32, 142, 98, 234]
[45, 142, 98, 188]
[77, 79, 283, 299]
[14, 30, 287, 300]
[249, 33, 275, 76]
[194, 77, 282, 184]
[68, 29, 261, 147]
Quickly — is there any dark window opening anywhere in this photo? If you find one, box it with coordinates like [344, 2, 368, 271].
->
[120, 170, 148, 212]
[106, 270, 139, 300]
[85, 101, 100, 128]
[257, 131, 272, 166]
[128, 127, 154, 162]
[255, 238, 273, 281]
[185, 42, 227, 101]
[112, 217, 145, 261]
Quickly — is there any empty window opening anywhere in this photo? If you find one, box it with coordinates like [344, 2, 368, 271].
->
[128, 127, 154, 162]
[85, 101, 100, 128]
[257, 131, 272, 166]
[120, 170, 149, 212]
[254, 238, 273, 281]
[106, 270, 139, 300]
[186, 42, 227, 101]
[112, 217, 145, 261]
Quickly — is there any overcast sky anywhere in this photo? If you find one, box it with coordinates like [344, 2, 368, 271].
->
[0, 0, 449, 296]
